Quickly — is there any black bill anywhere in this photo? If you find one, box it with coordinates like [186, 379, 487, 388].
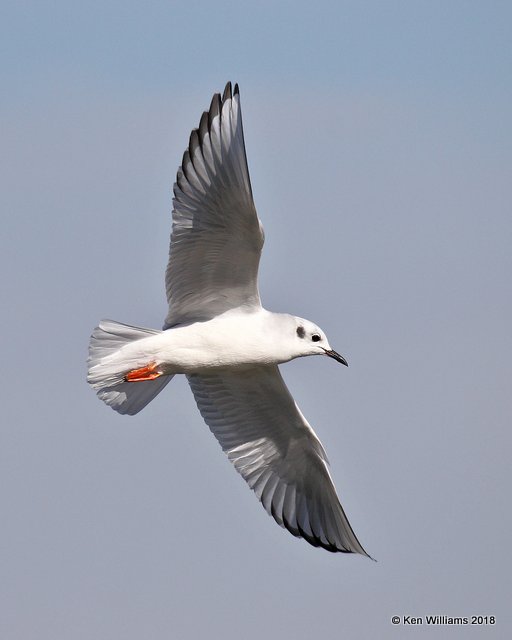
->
[323, 349, 348, 366]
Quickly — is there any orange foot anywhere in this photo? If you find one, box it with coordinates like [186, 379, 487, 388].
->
[124, 362, 162, 382]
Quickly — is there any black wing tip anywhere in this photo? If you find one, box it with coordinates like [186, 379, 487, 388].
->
[209, 92, 221, 123]
[204, 81, 238, 134]
[284, 512, 373, 556]
[186, 81, 238, 171]
[296, 521, 321, 549]
[189, 128, 200, 153]
[199, 111, 209, 138]
[222, 81, 232, 102]
[181, 149, 191, 179]
[175, 170, 186, 192]
[284, 513, 341, 553]
[205, 82, 240, 130]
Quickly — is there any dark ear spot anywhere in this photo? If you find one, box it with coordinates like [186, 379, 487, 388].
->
[296, 326, 305, 338]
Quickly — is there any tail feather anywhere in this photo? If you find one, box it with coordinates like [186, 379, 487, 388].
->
[87, 319, 173, 415]
[94, 376, 172, 416]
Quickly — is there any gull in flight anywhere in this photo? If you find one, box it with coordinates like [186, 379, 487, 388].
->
[88, 82, 370, 557]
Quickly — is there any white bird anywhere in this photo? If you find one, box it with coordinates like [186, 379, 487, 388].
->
[88, 82, 370, 557]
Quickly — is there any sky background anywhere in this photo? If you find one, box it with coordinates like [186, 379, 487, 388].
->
[1, 1, 511, 638]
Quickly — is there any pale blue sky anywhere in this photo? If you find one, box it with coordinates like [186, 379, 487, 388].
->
[1, 2, 511, 638]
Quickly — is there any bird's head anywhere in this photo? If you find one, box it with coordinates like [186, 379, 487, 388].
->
[291, 317, 348, 366]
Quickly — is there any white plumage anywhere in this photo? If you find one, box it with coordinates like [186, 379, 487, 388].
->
[87, 82, 370, 557]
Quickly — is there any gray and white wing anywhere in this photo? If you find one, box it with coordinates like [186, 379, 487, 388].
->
[165, 82, 264, 328]
[187, 366, 370, 556]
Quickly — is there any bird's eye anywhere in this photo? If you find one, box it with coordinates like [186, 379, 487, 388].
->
[312, 334, 321, 342]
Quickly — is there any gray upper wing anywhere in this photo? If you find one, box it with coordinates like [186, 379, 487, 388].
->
[187, 366, 370, 555]
[164, 82, 264, 328]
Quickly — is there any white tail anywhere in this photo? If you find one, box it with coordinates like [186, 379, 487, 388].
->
[87, 320, 173, 415]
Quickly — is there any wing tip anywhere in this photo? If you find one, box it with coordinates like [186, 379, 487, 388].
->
[209, 92, 221, 124]
[189, 128, 200, 154]
[275, 505, 373, 555]
[222, 81, 233, 102]
[176, 169, 186, 192]
[181, 80, 241, 185]
[199, 111, 209, 139]
[181, 149, 191, 180]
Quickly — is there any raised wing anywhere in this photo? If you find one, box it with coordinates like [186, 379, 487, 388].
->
[164, 82, 264, 328]
[187, 366, 370, 555]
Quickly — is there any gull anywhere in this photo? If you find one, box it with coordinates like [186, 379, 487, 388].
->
[87, 82, 370, 557]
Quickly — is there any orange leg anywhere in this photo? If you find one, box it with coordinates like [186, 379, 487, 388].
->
[124, 362, 162, 382]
